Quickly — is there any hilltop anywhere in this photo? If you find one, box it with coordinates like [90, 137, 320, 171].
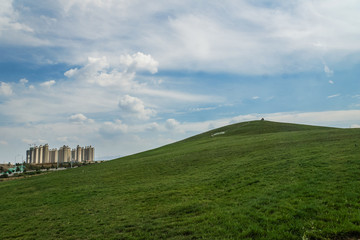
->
[1, 120, 360, 239]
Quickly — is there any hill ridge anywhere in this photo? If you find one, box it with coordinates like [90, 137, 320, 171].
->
[183, 120, 336, 142]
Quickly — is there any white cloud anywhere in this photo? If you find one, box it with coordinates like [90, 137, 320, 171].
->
[19, 78, 28, 84]
[329, 80, 334, 84]
[0, 1, 33, 33]
[146, 1, 360, 74]
[64, 52, 157, 88]
[351, 124, 360, 128]
[64, 68, 78, 78]
[68, 113, 94, 124]
[64, 57, 109, 82]
[118, 95, 155, 120]
[0, 140, 8, 145]
[165, 118, 180, 130]
[0, 82, 12, 96]
[2, 1, 360, 74]
[40, 80, 56, 88]
[64, 56, 137, 88]
[69, 113, 87, 122]
[327, 94, 340, 99]
[120, 52, 159, 74]
[252, 96, 260, 100]
[146, 122, 160, 131]
[0, 0, 47, 46]
[189, 107, 216, 112]
[324, 64, 334, 77]
[0, 53, 215, 126]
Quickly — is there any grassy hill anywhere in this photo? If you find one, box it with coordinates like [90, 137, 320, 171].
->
[1, 120, 360, 239]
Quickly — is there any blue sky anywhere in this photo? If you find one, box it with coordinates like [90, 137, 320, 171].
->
[0, 0, 360, 163]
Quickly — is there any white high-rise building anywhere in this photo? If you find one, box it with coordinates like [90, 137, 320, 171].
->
[77, 145, 82, 162]
[84, 146, 94, 162]
[49, 149, 58, 163]
[26, 144, 94, 164]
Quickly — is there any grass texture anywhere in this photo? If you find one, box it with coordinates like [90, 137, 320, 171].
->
[1, 120, 360, 239]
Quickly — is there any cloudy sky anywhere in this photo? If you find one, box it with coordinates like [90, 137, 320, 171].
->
[1, 0, 360, 163]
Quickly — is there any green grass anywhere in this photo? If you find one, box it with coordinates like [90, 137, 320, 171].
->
[1, 120, 360, 239]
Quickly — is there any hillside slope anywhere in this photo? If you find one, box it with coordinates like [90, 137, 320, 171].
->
[1, 120, 360, 239]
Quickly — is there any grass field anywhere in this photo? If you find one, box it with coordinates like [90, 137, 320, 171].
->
[1, 120, 360, 239]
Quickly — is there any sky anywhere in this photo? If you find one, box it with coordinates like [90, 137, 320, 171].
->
[1, 0, 360, 163]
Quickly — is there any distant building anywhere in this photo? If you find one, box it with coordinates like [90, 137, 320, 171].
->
[49, 148, 58, 163]
[43, 144, 49, 163]
[76, 145, 82, 162]
[58, 145, 71, 163]
[84, 146, 94, 162]
[26, 144, 94, 164]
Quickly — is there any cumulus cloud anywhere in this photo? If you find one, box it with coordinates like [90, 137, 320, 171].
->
[40, 80, 56, 87]
[146, 122, 160, 131]
[0, 51, 213, 127]
[68, 113, 94, 123]
[64, 57, 109, 82]
[329, 80, 334, 84]
[118, 95, 155, 120]
[120, 52, 159, 74]
[69, 113, 87, 122]
[165, 118, 180, 130]
[64, 53, 153, 90]
[0, 82, 13, 96]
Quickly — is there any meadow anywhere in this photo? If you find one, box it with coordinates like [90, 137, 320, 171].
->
[1, 120, 360, 239]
